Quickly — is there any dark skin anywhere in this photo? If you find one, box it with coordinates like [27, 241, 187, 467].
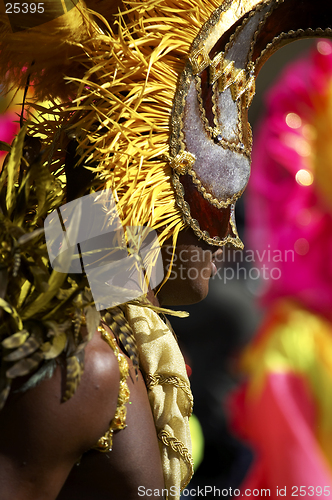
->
[158, 228, 223, 306]
[0, 229, 222, 499]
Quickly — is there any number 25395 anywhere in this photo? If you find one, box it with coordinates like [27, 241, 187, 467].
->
[5, 3, 45, 14]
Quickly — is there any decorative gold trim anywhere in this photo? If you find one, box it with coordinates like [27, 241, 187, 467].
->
[168, 151, 196, 175]
[94, 326, 130, 453]
[212, 58, 256, 104]
[222, 0, 282, 68]
[188, 169, 245, 209]
[170, 62, 192, 158]
[195, 75, 212, 134]
[190, 0, 233, 58]
[189, 0, 265, 67]
[211, 84, 247, 148]
[211, 81, 220, 130]
[243, 75, 256, 108]
[230, 68, 248, 100]
[189, 46, 211, 75]
[217, 59, 236, 93]
[172, 173, 244, 249]
[158, 429, 194, 491]
[247, 0, 285, 66]
[145, 373, 193, 415]
[255, 27, 332, 70]
[196, 77, 252, 155]
[209, 51, 225, 85]
[236, 99, 245, 146]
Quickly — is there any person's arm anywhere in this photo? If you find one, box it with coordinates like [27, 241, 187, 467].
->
[0, 330, 120, 500]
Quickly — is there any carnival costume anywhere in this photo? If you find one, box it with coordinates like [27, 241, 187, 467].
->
[231, 40, 332, 497]
[1, 0, 332, 497]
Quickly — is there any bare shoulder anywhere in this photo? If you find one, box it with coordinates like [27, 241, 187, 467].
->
[0, 328, 121, 500]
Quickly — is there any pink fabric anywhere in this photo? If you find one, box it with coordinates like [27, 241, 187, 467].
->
[0, 114, 19, 166]
[230, 373, 332, 498]
[247, 42, 332, 320]
[234, 43, 332, 496]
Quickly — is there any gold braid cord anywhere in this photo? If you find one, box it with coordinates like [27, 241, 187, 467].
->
[146, 372, 194, 489]
[145, 373, 194, 415]
[94, 325, 130, 452]
[158, 429, 194, 490]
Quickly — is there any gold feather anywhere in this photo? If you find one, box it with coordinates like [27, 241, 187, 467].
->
[105, 306, 139, 377]
[84, 304, 101, 341]
[6, 351, 43, 378]
[0, 298, 23, 330]
[63, 355, 83, 401]
[2, 329, 29, 349]
[4, 334, 41, 361]
[5, 125, 27, 216]
[41, 331, 67, 360]
[0, 0, 97, 101]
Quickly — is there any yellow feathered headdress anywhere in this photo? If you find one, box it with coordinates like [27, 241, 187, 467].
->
[0, 0, 223, 250]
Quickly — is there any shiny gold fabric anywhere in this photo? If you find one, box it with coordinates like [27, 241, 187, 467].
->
[126, 304, 194, 498]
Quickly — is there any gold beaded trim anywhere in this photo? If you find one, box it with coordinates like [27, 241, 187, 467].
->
[195, 75, 252, 156]
[211, 84, 249, 153]
[255, 27, 332, 71]
[246, 0, 285, 66]
[208, 53, 254, 105]
[172, 173, 244, 249]
[189, 0, 261, 66]
[194, 75, 211, 135]
[94, 325, 130, 452]
[189, 169, 245, 209]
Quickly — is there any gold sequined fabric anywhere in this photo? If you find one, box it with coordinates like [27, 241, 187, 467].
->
[94, 326, 130, 452]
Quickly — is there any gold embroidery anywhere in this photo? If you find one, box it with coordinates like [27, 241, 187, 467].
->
[94, 326, 130, 452]
[209, 51, 225, 85]
[195, 75, 211, 135]
[246, 0, 285, 66]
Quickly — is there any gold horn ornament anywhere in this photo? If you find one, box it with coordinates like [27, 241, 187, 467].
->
[169, 0, 332, 248]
